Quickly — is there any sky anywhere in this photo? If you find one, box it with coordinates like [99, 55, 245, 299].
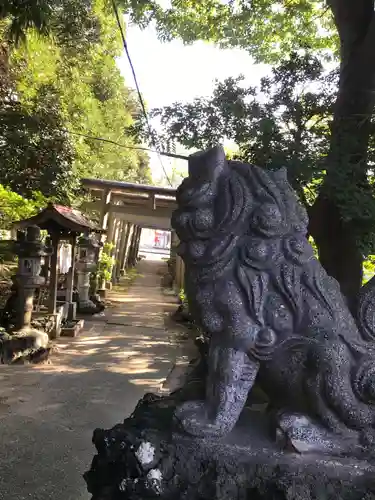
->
[117, 21, 270, 185]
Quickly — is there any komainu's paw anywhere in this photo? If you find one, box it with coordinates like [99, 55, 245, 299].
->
[174, 401, 233, 438]
[276, 411, 361, 456]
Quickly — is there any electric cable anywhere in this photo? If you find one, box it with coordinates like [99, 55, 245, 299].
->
[111, 0, 173, 186]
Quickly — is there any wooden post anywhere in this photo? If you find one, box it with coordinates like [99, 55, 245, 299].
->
[128, 225, 139, 267]
[135, 226, 142, 261]
[124, 224, 134, 269]
[116, 221, 128, 280]
[132, 226, 141, 266]
[170, 231, 179, 281]
[106, 211, 115, 246]
[119, 222, 130, 271]
[66, 236, 76, 303]
[48, 232, 59, 314]
[111, 219, 121, 283]
[99, 189, 112, 231]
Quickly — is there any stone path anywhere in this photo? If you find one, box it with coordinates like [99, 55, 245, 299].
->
[0, 256, 192, 500]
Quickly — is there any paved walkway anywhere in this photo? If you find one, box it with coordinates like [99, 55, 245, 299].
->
[0, 256, 191, 500]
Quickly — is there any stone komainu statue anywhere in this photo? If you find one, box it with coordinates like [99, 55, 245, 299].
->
[171, 145, 375, 453]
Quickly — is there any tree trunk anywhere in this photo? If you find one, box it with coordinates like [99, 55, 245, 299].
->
[309, 1, 375, 310]
[309, 197, 363, 313]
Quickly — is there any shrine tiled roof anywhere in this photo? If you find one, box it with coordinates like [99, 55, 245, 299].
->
[13, 203, 104, 235]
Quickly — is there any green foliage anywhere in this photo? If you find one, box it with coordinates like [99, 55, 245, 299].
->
[0, 0, 101, 46]
[119, 0, 337, 63]
[142, 53, 336, 201]
[0, 0, 151, 203]
[0, 183, 48, 229]
[178, 288, 186, 303]
[98, 242, 115, 282]
[0, 88, 77, 201]
[363, 256, 375, 284]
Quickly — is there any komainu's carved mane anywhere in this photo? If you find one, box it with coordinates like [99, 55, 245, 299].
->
[172, 145, 375, 453]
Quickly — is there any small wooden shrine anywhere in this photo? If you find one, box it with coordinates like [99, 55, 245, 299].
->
[12, 203, 104, 333]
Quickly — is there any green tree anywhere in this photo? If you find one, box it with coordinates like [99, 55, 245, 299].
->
[149, 53, 335, 201]
[5, 0, 375, 304]
[0, 0, 151, 203]
[0, 184, 48, 229]
[122, 0, 375, 308]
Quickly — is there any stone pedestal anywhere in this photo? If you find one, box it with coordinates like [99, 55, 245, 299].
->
[3, 226, 53, 362]
[76, 269, 96, 312]
[84, 393, 375, 500]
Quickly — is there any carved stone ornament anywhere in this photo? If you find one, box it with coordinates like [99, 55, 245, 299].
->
[171, 145, 375, 455]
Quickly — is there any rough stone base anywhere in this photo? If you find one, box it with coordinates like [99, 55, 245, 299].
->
[0, 327, 50, 364]
[84, 393, 375, 500]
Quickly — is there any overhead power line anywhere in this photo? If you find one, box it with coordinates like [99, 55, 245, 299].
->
[111, 0, 173, 186]
[63, 128, 189, 161]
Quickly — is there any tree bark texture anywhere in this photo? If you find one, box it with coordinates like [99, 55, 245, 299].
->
[309, 0, 375, 309]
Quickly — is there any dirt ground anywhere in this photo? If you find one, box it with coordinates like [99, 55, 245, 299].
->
[0, 256, 194, 500]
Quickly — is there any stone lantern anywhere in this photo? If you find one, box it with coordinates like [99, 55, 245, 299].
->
[76, 234, 99, 313]
[13, 225, 53, 334]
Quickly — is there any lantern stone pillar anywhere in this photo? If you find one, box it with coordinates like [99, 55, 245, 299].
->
[13, 225, 52, 339]
[76, 235, 99, 314]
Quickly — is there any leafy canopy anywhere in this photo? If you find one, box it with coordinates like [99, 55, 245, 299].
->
[141, 53, 337, 201]
[119, 0, 337, 62]
[0, 184, 48, 229]
[0, 0, 151, 203]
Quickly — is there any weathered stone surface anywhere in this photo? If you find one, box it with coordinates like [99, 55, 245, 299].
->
[84, 393, 375, 500]
[85, 146, 375, 499]
[0, 328, 49, 363]
[170, 145, 375, 453]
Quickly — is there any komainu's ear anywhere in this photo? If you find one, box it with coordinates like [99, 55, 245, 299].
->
[188, 145, 228, 183]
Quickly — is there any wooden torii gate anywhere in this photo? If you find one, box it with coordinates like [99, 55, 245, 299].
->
[81, 178, 185, 290]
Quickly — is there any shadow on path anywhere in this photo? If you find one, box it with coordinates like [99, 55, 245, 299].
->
[0, 256, 187, 500]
